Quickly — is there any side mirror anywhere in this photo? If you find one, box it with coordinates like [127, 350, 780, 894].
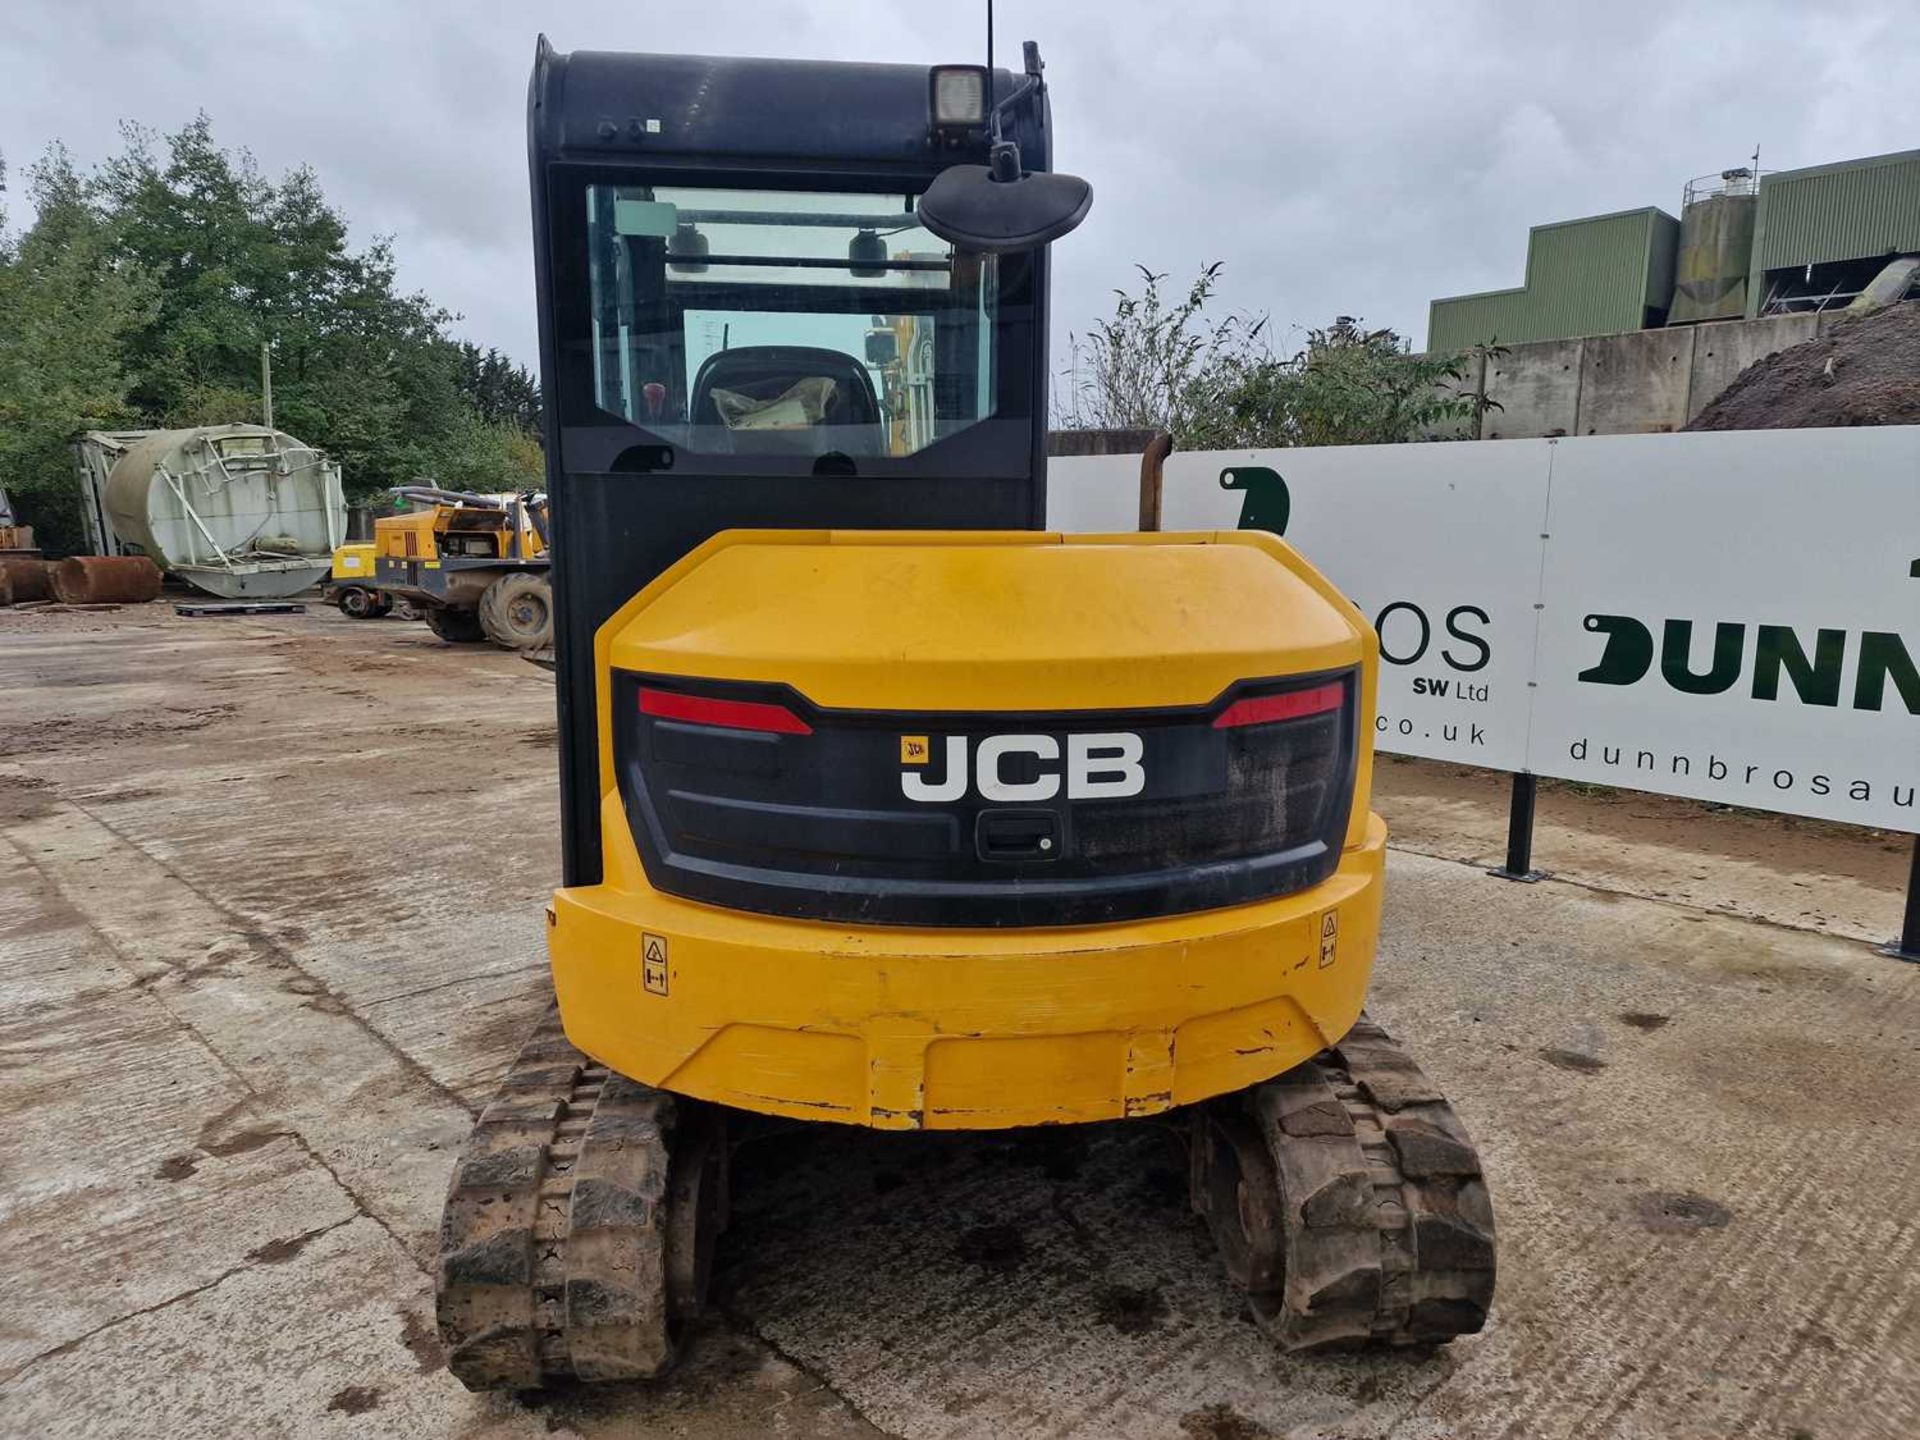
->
[918, 141, 1092, 254]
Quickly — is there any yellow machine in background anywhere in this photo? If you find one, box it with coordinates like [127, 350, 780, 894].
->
[323, 542, 393, 619]
[372, 488, 551, 648]
[867, 310, 939, 456]
[1, 485, 40, 557]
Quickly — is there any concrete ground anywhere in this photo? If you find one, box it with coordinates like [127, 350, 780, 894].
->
[0, 600, 1914, 1440]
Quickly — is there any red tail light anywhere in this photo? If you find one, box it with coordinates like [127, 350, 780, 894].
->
[639, 687, 813, 735]
[1212, 681, 1345, 730]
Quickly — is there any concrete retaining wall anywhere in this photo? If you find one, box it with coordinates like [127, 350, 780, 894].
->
[1470, 311, 1836, 438]
[1683, 314, 1822, 419]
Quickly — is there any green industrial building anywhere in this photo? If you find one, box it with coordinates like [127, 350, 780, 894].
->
[1428, 147, 1920, 352]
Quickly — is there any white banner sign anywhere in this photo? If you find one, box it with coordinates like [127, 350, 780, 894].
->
[1048, 428, 1919, 830]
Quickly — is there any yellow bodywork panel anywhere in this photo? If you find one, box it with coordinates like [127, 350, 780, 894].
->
[553, 808, 1383, 1129]
[606, 528, 1359, 707]
[329, 542, 376, 580]
[549, 528, 1385, 1130]
[374, 510, 441, 560]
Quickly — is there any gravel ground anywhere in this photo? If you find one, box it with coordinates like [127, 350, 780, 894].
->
[1, 599, 1914, 1440]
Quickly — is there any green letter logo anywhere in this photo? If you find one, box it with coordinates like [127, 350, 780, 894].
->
[1221, 466, 1290, 536]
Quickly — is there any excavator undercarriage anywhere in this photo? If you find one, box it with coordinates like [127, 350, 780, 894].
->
[437, 1010, 1491, 1390]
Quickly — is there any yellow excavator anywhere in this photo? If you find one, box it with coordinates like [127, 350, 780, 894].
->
[435, 37, 1494, 1389]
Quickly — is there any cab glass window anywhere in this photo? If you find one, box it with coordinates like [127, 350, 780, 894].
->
[574, 185, 1008, 463]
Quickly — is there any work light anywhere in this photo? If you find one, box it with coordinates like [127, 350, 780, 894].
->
[929, 65, 989, 132]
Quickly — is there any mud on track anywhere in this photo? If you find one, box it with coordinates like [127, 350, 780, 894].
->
[1, 601, 1915, 1439]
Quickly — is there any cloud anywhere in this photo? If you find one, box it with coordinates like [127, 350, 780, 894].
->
[4, 0, 1916, 375]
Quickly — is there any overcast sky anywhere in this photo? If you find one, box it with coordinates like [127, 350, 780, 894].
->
[5, 0, 1916, 378]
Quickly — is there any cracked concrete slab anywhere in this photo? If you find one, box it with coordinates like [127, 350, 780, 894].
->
[2, 603, 1915, 1440]
[0, 846, 358, 1376]
[4, 798, 475, 1265]
[4, 1212, 880, 1440]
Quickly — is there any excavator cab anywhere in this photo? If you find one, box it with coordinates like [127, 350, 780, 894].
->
[433, 37, 1493, 1392]
[526, 41, 1073, 885]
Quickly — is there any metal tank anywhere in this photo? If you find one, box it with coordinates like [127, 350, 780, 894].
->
[1668, 169, 1760, 325]
[73, 425, 346, 598]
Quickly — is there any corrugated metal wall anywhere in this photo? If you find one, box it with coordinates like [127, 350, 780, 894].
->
[1428, 209, 1679, 351]
[1746, 148, 1920, 311]
[1753, 149, 1920, 267]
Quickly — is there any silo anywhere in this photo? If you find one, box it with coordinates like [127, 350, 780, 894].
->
[73, 425, 346, 598]
[1668, 170, 1760, 324]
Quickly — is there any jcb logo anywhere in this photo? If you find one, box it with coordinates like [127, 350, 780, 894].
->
[900, 733, 1146, 803]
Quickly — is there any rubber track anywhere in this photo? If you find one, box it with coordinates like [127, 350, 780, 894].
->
[436, 1006, 680, 1389]
[1243, 1015, 1496, 1349]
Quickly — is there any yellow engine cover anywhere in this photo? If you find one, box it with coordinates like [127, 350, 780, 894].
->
[548, 528, 1384, 1130]
[329, 542, 376, 581]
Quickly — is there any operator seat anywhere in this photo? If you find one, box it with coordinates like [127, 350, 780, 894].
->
[689, 345, 885, 456]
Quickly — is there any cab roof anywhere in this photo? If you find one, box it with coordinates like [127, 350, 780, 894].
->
[530, 40, 1048, 171]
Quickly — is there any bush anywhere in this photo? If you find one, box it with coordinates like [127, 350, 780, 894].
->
[1057, 264, 1489, 449]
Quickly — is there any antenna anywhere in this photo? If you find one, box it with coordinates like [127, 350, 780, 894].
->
[985, 0, 995, 115]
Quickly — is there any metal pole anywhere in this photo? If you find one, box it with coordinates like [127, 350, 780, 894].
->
[1879, 836, 1920, 962]
[1487, 772, 1546, 882]
[261, 343, 274, 430]
[1138, 432, 1172, 533]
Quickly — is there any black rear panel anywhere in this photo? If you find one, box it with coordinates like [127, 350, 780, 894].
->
[612, 670, 1359, 927]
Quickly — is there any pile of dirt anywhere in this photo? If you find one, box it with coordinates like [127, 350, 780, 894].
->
[1686, 300, 1920, 430]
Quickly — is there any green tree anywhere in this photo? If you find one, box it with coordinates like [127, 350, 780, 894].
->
[100, 118, 277, 422]
[94, 117, 481, 497]
[3, 116, 562, 547]
[428, 413, 545, 493]
[0, 147, 155, 553]
[452, 341, 542, 434]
